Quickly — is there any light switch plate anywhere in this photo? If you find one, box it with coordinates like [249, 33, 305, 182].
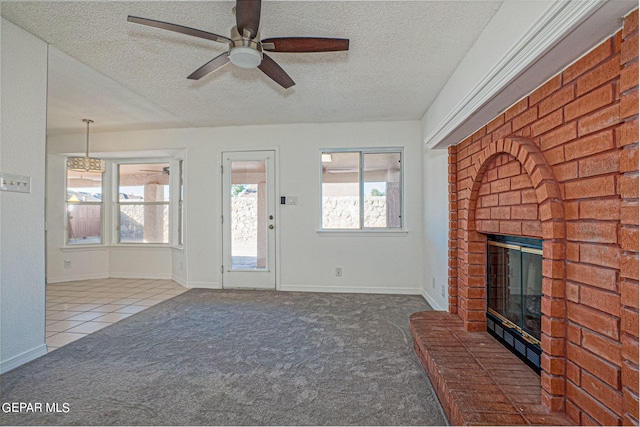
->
[0, 172, 31, 194]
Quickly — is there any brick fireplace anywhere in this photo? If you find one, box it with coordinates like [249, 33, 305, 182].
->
[441, 9, 638, 425]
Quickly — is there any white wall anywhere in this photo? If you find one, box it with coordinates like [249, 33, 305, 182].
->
[110, 247, 172, 279]
[0, 19, 48, 372]
[421, 148, 449, 311]
[421, 1, 553, 145]
[47, 121, 425, 295]
[276, 122, 423, 294]
[46, 153, 174, 283]
[421, 1, 638, 149]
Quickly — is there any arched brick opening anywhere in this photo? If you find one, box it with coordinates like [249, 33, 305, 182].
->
[451, 136, 567, 411]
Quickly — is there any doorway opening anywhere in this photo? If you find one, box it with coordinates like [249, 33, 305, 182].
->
[222, 151, 276, 290]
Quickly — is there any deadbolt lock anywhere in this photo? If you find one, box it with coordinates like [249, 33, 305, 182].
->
[269, 215, 274, 220]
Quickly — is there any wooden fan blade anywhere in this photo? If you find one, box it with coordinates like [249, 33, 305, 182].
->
[235, 0, 261, 39]
[187, 53, 231, 80]
[261, 37, 349, 53]
[258, 54, 295, 89]
[128, 16, 231, 44]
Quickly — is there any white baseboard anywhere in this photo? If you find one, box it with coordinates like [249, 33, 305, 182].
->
[109, 273, 172, 280]
[279, 284, 421, 295]
[47, 273, 109, 284]
[421, 288, 446, 311]
[185, 281, 221, 289]
[171, 275, 188, 287]
[0, 344, 48, 374]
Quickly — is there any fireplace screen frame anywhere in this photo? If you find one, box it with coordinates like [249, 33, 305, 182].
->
[486, 234, 543, 373]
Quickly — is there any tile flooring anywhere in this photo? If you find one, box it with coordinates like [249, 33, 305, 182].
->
[46, 279, 188, 352]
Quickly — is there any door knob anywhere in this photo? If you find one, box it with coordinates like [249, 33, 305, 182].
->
[269, 224, 274, 229]
[269, 215, 274, 220]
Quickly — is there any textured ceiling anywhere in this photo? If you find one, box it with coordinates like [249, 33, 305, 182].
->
[1, 1, 502, 134]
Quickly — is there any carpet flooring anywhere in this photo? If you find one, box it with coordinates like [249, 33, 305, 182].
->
[0, 289, 447, 425]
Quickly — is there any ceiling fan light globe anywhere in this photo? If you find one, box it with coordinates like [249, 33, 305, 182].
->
[229, 46, 262, 69]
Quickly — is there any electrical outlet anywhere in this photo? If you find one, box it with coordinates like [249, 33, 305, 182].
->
[441, 283, 445, 297]
[335, 267, 342, 277]
[64, 260, 71, 269]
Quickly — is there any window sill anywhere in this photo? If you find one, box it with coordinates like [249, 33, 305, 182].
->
[112, 244, 171, 250]
[316, 229, 408, 237]
[61, 244, 172, 251]
[61, 245, 107, 252]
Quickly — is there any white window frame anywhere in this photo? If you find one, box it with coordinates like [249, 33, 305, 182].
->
[318, 147, 404, 233]
[171, 157, 185, 248]
[113, 158, 172, 246]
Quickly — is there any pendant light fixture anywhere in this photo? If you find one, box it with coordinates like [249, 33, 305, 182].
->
[66, 119, 105, 173]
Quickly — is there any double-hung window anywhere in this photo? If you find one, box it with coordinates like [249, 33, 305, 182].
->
[66, 169, 104, 245]
[117, 163, 170, 244]
[321, 148, 403, 230]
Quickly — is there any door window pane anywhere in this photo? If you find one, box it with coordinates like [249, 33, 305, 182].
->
[231, 160, 267, 269]
[321, 152, 360, 229]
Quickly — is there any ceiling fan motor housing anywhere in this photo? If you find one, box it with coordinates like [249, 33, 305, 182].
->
[229, 26, 263, 69]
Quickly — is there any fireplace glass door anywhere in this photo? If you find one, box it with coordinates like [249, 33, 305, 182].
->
[487, 235, 543, 372]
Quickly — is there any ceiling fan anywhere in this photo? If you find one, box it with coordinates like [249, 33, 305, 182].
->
[139, 166, 170, 176]
[128, 0, 349, 89]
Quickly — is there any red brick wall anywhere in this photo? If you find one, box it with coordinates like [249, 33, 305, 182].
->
[447, 9, 639, 425]
[475, 154, 542, 238]
[618, 10, 639, 427]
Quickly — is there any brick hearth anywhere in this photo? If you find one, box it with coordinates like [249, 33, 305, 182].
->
[410, 311, 572, 426]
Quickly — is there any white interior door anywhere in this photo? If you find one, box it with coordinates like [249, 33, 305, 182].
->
[222, 151, 276, 289]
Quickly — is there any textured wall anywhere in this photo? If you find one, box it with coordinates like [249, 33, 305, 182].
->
[448, 10, 638, 425]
